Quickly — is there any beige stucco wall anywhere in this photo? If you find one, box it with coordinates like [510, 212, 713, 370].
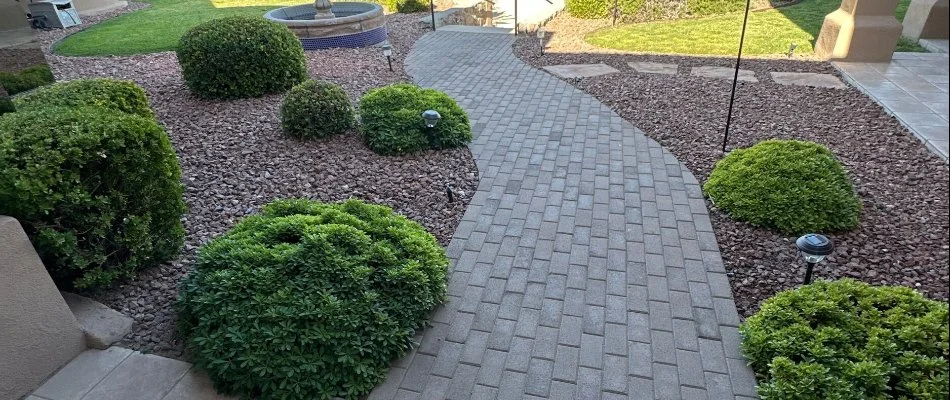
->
[0, 0, 36, 49]
[815, 0, 903, 62]
[902, 0, 949, 40]
[73, 0, 128, 16]
[0, 216, 87, 400]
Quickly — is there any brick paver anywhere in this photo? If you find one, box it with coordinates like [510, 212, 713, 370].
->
[370, 30, 758, 399]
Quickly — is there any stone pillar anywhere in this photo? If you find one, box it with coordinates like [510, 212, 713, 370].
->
[815, 0, 903, 62]
[903, 0, 949, 40]
[0, 216, 87, 400]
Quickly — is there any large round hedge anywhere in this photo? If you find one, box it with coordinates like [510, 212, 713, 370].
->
[359, 83, 471, 155]
[741, 279, 949, 399]
[177, 16, 307, 99]
[15, 78, 154, 118]
[0, 107, 186, 289]
[703, 140, 861, 235]
[279, 79, 354, 139]
[177, 199, 449, 400]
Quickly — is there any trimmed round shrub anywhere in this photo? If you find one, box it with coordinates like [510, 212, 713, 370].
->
[0, 64, 55, 95]
[359, 83, 471, 155]
[370, 0, 428, 12]
[15, 78, 154, 118]
[703, 139, 861, 235]
[741, 279, 949, 399]
[0, 107, 186, 289]
[177, 16, 307, 99]
[177, 198, 449, 400]
[279, 79, 354, 139]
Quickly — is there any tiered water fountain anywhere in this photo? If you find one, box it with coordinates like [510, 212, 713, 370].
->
[264, 0, 387, 50]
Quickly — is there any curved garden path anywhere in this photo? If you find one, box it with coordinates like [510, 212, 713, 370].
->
[370, 29, 758, 400]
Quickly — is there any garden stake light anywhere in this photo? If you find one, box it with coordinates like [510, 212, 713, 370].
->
[382, 43, 393, 72]
[796, 234, 834, 284]
[422, 109, 441, 147]
[721, 0, 752, 153]
[788, 42, 798, 58]
[430, 0, 436, 31]
[537, 27, 546, 56]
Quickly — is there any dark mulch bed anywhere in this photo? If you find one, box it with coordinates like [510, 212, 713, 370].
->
[40, 13, 478, 358]
[514, 34, 950, 317]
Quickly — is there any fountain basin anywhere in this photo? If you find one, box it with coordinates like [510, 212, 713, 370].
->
[264, 2, 387, 50]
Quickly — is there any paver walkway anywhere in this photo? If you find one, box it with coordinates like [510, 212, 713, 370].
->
[370, 30, 757, 400]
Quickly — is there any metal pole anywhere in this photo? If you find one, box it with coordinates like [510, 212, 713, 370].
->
[430, 0, 436, 31]
[612, 0, 618, 26]
[803, 262, 815, 284]
[513, 0, 517, 35]
[387, 56, 393, 72]
[721, 0, 752, 154]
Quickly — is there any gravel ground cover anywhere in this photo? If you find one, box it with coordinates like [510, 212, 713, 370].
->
[515, 18, 950, 316]
[38, 11, 477, 358]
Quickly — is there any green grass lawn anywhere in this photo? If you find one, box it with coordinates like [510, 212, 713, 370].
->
[55, 0, 309, 56]
[585, 0, 926, 57]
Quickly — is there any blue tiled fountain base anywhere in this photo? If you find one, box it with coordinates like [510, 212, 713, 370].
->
[300, 26, 388, 50]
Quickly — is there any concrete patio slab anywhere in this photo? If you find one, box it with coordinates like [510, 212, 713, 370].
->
[31, 347, 133, 400]
[628, 62, 678, 75]
[691, 66, 758, 82]
[80, 351, 191, 400]
[835, 52, 950, 160]
[62, 292, 134, 349]
[543, 63, 620, 78]
[162, 369, 238, 400]
[770, 72, 847, 89]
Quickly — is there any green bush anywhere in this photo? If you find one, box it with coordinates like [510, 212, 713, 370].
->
[0, 65, 55, 95]
[566, 0, 610, 19]
[279, 79, 354, 139]
[741, 279, 949, 399]
[177, 198, 448, 400]
[0, 92, 13, 116]
[359, 83, 471, 155]
[0, 106, 186, 289]
[14, 78, 154, 118]
[370, 0, 428, 12]
[703, 140, 861, 235]
[177, 16, 307, 99]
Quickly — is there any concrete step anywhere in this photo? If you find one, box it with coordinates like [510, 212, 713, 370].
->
[62, 292, 133, 349]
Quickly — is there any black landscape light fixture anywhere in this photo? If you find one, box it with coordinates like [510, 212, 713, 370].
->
[430, 0, 436, 31]
[720, 0, 752, 153]
[537, 27, 546, 55]
[382, 43, 394, 72]
[422, 109, 441, 146]
[796, 234, 834, 284]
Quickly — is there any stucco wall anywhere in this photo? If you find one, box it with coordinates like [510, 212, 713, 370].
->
[73, 0, 128, 16]
[0, 216, 87, 400]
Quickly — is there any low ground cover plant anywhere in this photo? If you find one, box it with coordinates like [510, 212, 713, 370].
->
[177, 16, 306, 99]
[177, 198, 449, 399]
[703, 139, 861, 235]
[0, 105, 185, 289]
[280, 79, 354, 139]
[359, 83, 471, 155]
[0, 64, 55, 95]
[15, 78, 154, 118]
[741, 279, 949, 399]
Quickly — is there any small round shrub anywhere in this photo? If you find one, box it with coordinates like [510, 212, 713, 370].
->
[703, 139, 861, 235]
[177, 16, 307, 99]
[371, 0, 427, 12]
[359, 83, 471, 155]
[0, 107, 186, 289]
[279, 79, 354, 139]
[0, 64, 55, 95]
[741, 279, 949, 399]
[15, 78, 154, 118]
[177, 198, 449, 400]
